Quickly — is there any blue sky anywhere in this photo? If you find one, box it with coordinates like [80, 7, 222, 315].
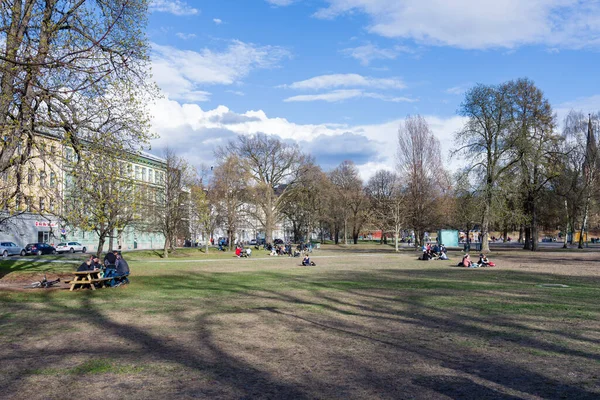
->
[147, 0, 600, 178]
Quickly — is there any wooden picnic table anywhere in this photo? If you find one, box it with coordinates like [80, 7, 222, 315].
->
[67, 269, 112, 291]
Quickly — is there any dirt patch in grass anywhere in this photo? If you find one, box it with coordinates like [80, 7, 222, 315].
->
[1, 249, 599, 399]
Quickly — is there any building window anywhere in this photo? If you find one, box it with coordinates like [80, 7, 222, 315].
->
[50, 145, 56, 155]
[135, 166, 140, 180]
[148, 169, 153, 183]
[28, 169, 34, 185]
[25, 196, 32, 212]
[49, 199, 55, 212]
[127, 164, 132, 177]
[15, 195, 21, 211]
[65, 148, 73, 162]
[39, 170, 46, 187]
[50, 172, 56, 187]
[141, 167, 146, 182]
[39, 197, 45, 212]
[39, 143, 46, 159]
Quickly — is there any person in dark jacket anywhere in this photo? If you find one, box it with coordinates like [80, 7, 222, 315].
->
[104, 251, 117, 266]
[91, 255, 102, 270]
[77, 257, 93, 272]
[115, 253, 130, 276]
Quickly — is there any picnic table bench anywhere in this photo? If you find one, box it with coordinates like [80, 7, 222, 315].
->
[68, 270, 112, 291]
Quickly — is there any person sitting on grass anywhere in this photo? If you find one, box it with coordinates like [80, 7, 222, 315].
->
[235, 246, 242, 258]
[302, 254, 315, 266]
[460, 254, 474, 268]
[77, 257, 93, 272]
[478, 253, 495, 267]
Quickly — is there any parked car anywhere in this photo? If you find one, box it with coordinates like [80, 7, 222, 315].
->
[249, 239, 257, 246]
[0, 242, 25, 257]
[56, 242, 87, 254]
[24, 243, 57, 256]
[273, 239, 284, 245]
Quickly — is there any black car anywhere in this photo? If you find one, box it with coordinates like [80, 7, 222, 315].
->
[24, 243, 57, 256]
[273, 239, 284, 245]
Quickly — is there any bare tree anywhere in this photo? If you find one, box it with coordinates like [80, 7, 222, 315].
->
[210, 155, 248, 251]
[366, 170, 398, 245]
[221, 133, 307, 244]
[279, 163, 328, 243]
[60, 147, 139, 256]
[152, 149, 194, 258]
[397, 115, 447, 247]
[330, 161, 368, 245]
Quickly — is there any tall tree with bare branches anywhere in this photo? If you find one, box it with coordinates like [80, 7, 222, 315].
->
[397, 115, 447, 247]
[221, 133, 307, 244]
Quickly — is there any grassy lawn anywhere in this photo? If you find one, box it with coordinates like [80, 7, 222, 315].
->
[1, 247, 599, 399]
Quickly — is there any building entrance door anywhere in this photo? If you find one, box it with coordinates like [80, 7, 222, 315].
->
[38, 231, 50, 243]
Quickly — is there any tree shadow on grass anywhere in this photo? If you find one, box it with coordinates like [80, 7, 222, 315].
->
[1, 267, 600, 399]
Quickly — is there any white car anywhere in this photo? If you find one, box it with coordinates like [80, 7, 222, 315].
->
[56, 241, 87, 254]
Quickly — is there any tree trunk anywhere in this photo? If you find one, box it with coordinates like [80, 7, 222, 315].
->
[163, 236, 169, 258]
[579, 196, 590, 249]
[108, 232, 114, 252]
[523, 227, 531, 250]
[264, 190, 274, 244]
[481, 187, 492, 253]
[563, 199, 569, 249]
[334, 226, 339, 245]
[96, 234, 106, 258]
[531, 198, 539, 251]
[395, 227, 400, 252]
[344, 218, 348, 245]
[518, 226, 523, 244]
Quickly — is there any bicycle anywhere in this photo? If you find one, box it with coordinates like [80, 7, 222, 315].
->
[25, 274, 61, 289]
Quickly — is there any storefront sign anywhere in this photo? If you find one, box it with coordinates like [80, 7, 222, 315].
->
[35, 221, 58, 228]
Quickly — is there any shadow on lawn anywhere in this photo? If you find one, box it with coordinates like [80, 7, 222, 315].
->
[1, 268, 599, 399]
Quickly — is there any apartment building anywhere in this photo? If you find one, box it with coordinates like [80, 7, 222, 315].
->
[0, 132, 167, 251]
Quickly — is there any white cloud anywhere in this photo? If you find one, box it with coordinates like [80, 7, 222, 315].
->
[176, 32, 197, 40]
[265, 0, 295, 6]
[284, 90, 417, 103]
[226, 90, 246, 96]
[445, 85, 471, 95]
[341, 43, 415, 65]
[151, 41, 290, 102]
[150, 0, 199, 16]
[555, 95, 600, 123]
[149, 96, 462, 179]
[213, 18, 223, 25]
[315, 0, 600, 50]
[284, 74, 406, 90]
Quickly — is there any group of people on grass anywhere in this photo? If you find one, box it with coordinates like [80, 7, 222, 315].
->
[460, 253, 496, 268]
[235, 245, 252, 258]
[420, 243, 449, 261]
[77, 250, 130, 281]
